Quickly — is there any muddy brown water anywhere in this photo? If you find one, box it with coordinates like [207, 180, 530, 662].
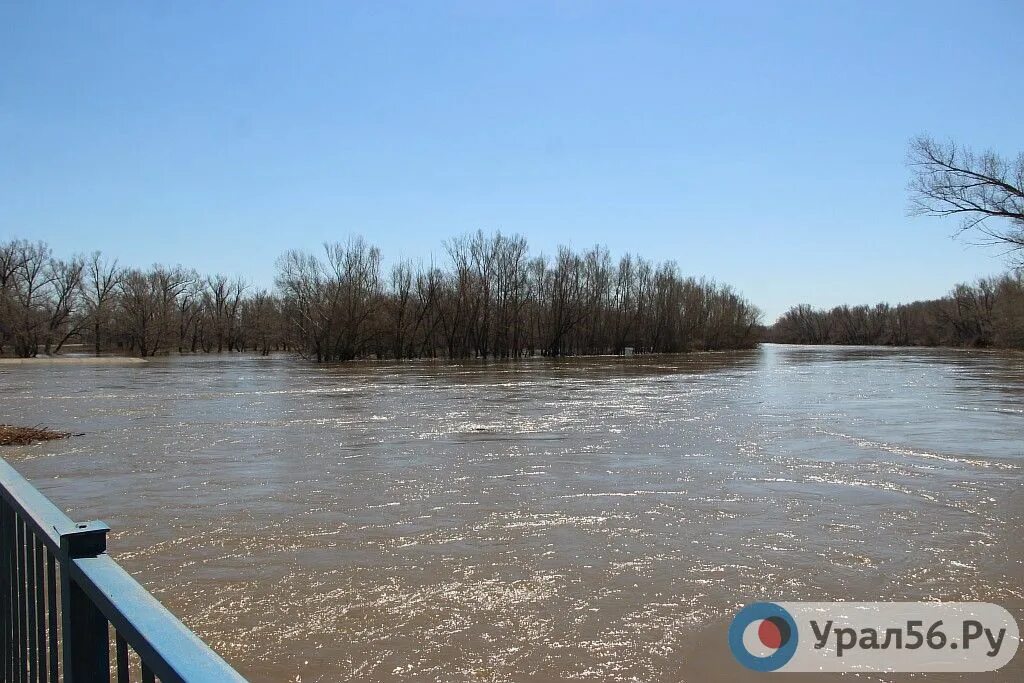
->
[1, 345, 1022, 682]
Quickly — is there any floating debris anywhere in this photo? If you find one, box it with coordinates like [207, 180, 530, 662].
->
[0, 425, 79, 446]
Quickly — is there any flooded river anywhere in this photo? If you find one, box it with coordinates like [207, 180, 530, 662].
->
[1, 345, 1022, 681]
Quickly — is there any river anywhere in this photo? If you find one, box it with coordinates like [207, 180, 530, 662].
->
[1, 345, 1022, 681]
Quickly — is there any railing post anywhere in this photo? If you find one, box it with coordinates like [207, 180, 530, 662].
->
[59, 521, 110, 683]
[0, 501, 9, 683]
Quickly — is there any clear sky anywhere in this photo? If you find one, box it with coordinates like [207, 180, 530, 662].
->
[1, 1, 1021, 321]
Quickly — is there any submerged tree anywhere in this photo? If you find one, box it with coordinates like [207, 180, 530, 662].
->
[117, 266, 192, 357]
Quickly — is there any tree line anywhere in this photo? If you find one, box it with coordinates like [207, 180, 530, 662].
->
[768, 271, 1024, 348]
[0, 231, 762, 360]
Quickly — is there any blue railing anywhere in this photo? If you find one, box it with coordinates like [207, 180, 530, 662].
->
[0, 458, 247, 682]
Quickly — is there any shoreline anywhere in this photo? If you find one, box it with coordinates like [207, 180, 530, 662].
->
[0, 356, 148, 365]
[2, 344, 1020, 367]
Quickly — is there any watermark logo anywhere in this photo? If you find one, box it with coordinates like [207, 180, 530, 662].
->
[728, 602, 799, 672]
[729, 602, 1019, 672]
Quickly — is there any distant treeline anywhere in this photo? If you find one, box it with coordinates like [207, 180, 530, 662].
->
[0, 232, 762, 360]
[768, 272, 1024, 348]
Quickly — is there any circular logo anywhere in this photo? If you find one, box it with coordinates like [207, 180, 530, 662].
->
[729, 602, 798, 672]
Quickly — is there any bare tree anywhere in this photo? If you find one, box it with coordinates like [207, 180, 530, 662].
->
[240, 289, 281, 355]
[11, 242, 48, 356]
[324, 237, 382, 361]
[441, 236, 474, 358]
[6, 240, 55, 357]
[388, 260, 414, 359]
[0, 240, 29, 354]
[909, 136, 1024, 262]
[176, 274, 204, 353]
[411, 264, 445, 358]
[117, 266, 190, 357]
[275, 249, 328, 361]
[84, 251, 121, 355]
[42, 255, 85, 354]
[201, 274, 247, 352]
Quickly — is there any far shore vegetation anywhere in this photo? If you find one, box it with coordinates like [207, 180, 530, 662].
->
[1, 231, 762, 361]
[767, 272, 1024, 348]
[2, 137, 1022, 360]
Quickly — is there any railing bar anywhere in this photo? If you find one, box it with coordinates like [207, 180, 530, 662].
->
[17, 511, 26, 683]
[116, 632, 130, 683]
[141, 660, 155, 683]
[27, 527, 37, 683]
[11, 507, 18, 683]
[34, 537, 47, 683]
[6, 502, 15, 683]
[46, 551, 58, 683]
[9, 508, 16, 683]
[18, 516, 28, 683]
[1, 499, 9, 683]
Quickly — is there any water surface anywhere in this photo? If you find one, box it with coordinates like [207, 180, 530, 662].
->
[1, 345, 1022, 681]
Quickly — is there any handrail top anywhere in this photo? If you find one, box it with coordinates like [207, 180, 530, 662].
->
[71, 555, 248, 683]
[0, 457, 77, 552]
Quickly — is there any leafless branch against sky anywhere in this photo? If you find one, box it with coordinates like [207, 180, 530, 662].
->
[908, 136, 1024, 264]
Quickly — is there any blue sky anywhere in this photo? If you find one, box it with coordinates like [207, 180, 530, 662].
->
[1, 1, 1021, 321]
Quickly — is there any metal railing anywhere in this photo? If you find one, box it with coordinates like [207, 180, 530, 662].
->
[0, 458, 247, 682]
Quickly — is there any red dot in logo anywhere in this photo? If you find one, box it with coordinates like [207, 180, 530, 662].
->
[758, 619, 783, 649]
